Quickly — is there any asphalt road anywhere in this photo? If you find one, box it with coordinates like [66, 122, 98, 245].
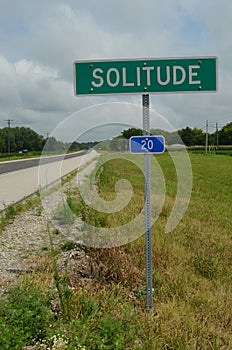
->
[0, 151, 87, 175]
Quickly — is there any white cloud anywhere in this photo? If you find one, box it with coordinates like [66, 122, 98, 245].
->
[0, 56, 79, 133]
[15, 59, 58, 79]
[14, 59, 72, 112]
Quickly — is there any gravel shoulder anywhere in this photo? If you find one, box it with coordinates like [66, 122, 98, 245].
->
[0, 154, 99, 296]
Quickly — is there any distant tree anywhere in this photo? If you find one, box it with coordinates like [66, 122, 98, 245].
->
[0, 129, 5, 152]
[43, 136, 66, 152]
[110, 137, 127, 151]
[219, 122, 232, 145]
[151, 129, 181, 145]
[69, 141, 83, 151]
[14, 127, 44, 151]
[178, 127, 194, 146]
[78, 141, 98, 149]
[178, 127, 205, 146]
[0, 127, 45, 153]
[191, 128, 205, 145]
[121, 128, 143, 139]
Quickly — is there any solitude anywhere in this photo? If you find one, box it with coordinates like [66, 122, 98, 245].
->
[91, 64, 201, 89]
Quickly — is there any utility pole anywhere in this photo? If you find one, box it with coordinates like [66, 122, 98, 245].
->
[216, 122, 219, 149]
[4, 119, 13, 160]
[205, 120, 208, 154]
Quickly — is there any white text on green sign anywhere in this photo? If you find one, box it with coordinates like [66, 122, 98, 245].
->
[74, 57, 217, 95]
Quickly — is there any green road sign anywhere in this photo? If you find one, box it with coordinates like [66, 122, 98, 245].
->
[74, 57, 217, 95]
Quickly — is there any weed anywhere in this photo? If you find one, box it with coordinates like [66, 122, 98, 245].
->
[0, 194, 41, 232]
[0, 285, 53, 349]
[34, 334, 70, 350]
[48, 226, 72, 321]
[42, 246, 49, 251]
[61, 241, 75, 251]
[54, 200, 76, 226]
[52, 228, 60, 235]
[35, 205, 43, 216]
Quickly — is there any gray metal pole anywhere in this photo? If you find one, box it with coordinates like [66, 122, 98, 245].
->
[142, 94, 153, 312]
[205, 120, 208, 154]
[216, 122, 219, 149]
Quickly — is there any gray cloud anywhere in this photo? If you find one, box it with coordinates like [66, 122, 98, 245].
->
[0, 0, 231, 137]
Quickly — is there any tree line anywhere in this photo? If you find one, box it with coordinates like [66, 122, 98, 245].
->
[121, 122, 232, 146]
[0, 127, 81, 154]
[0, 122, 231, 154]
[0, 127, 45, 153]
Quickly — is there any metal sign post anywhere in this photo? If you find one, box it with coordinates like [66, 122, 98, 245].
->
[142, 94, 153, 312]
[129, 110, 165, 313]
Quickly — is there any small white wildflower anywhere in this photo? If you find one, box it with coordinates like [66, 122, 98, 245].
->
[51, 334, 68, 350]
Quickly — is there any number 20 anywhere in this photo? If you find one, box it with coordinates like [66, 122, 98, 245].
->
[141, 139, 154, 151]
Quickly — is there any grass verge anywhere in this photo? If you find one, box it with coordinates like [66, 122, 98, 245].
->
[0, 152, 231, 349]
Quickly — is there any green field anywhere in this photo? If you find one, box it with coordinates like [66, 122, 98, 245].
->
[0, 153, 231, 349]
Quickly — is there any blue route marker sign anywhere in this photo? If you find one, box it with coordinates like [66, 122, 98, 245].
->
[129, 135, 165, 154]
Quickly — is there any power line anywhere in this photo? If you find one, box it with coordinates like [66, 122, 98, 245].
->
[195, 119, 231, 131]
[208, 117, 231, 124]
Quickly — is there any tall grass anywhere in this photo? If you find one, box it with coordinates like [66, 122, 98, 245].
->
[0, 153, 231, 349]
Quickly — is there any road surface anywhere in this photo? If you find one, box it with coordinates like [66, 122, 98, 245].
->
[0, 151, 87, 175]
[0, 151, 95, 210]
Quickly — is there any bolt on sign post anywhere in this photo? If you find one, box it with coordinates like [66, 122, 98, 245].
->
[73, 57, 218, 312]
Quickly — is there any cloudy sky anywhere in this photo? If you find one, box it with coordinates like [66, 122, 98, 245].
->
[0, 0, 231, 141]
